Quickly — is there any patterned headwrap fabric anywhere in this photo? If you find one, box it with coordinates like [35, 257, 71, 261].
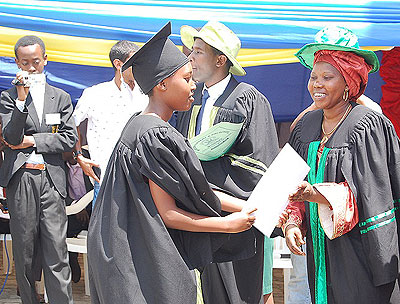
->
[314, 50, 372, 101]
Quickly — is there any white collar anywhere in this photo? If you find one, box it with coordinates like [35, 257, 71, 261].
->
[203, 74, 231, 99]
[110, 78, 122, 94]
[110, 77, 142, 97]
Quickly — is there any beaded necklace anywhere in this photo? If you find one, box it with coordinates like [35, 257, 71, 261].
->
[320, 104, 352, 146]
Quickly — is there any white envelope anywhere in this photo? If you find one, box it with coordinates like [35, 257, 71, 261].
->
[45, 113, 61, 125]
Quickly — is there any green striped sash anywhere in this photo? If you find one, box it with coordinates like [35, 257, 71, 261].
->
[195, 269, 204, 304]
[188, 105, 219, 140]
[307, 141, 330, 304]
[226, 153, 267, 175]
[188, 105, 201, 140]
[209, 106, 219, 129]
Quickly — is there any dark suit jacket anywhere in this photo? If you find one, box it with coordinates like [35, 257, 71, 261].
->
[0, 83, 77, 197]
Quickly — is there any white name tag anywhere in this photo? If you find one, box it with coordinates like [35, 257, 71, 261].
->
[45, 113, 61, 125]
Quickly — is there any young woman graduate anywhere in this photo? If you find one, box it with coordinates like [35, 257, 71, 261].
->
[87, 22, 259, 304]
[284, 26, 400, 304]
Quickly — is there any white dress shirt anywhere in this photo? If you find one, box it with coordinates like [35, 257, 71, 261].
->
[199, 74, 231, 134]
[73, 79, 148, 182]
[15, 74, 46, 164]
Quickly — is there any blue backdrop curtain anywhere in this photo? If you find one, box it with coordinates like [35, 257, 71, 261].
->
[0, 0, 398, 121]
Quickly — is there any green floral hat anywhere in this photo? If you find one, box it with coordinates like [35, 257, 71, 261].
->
[295, 26, 380, 73]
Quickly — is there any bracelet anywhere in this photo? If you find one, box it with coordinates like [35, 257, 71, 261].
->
[283, 222, 299, 237]
[72, 150, 83, 160]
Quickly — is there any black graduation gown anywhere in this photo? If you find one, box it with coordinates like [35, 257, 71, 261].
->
[175, 77, 280, 304]
[87, 114, 256, 304]
[289, 103, 400, 304]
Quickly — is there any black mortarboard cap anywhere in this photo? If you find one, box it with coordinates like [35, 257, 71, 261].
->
[122, 22, 189, 95]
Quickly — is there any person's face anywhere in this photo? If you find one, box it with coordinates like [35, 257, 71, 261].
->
[15, 44, 47, 74]
[163, 62, 196, 112]
[188, 38, 219, 83]
[308, 61, 347, 110]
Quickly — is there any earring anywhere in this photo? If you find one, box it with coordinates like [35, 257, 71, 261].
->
[343, 88, 349, 102]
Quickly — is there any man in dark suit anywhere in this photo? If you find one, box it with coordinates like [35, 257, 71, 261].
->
[0, 35, 77, 304]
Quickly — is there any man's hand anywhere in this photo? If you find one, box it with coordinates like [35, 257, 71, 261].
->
[76, 155, 100, 183]
[285, 224, 306, 256]
[15, 71, 30, 101]
[5, 135, 35, 150]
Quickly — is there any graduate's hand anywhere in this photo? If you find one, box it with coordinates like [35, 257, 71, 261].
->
[76, 155, 100, 183]
[285, 224, 305, 256]
[5, 135, 35, 150]
[276, 209, 291, 228]
[224, 207, 257, 233]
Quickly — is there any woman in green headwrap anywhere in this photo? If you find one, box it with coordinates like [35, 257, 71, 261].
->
[284, 26, 400, 304]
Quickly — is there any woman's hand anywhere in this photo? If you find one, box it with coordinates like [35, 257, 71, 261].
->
[285, 224, 306, 256]
[289, 181, 315, 202]
[289, 181, 331, 206]
[224, 207, 257, 233]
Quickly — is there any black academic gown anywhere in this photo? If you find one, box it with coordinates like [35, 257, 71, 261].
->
[175, 77, 280, 304]
[87, 114, 256, 304]
[289, 103, 400, 304]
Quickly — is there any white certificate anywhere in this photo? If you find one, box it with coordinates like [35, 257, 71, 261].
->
[246, 143, 310, 236]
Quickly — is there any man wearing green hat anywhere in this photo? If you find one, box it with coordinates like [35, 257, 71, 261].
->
[173, 21, 279, 304]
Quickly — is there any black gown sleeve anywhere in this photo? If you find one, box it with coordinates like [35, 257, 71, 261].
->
[135, 125, 221, 216]
[341, 111, 400, 286]
[135, 125, 256, 268]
